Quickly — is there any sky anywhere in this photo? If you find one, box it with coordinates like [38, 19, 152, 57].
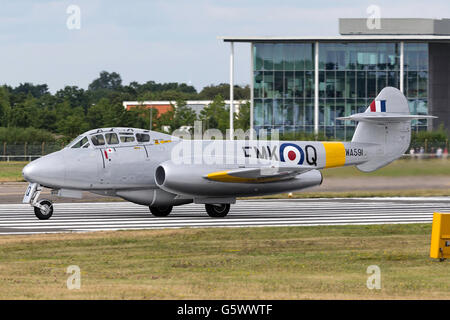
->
[0, 0, 449, 93]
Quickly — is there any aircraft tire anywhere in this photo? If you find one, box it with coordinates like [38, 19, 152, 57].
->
[205, 204, 230, 218]
[149, 206, 173, 217]
[34, 199, 53, 220]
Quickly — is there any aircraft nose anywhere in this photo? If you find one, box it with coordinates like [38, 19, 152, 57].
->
[22, 152, 66, 187]
[22, 162, 36, 182]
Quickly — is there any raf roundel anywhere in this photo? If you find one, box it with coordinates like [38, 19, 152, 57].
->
[279, 143, 304, 165]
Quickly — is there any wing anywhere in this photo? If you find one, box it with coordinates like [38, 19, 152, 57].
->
[337, 112, 436, 123]
[204, 166, 314, 183]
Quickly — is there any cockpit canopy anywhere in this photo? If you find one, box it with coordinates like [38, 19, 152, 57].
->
[66, 128, 154, 149]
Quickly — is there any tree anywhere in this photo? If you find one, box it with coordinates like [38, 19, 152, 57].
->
[199, 94, 229, 133]
[88, 71, 123, 91]
[123, 105, 159, 130]
[0, 86, 11, 127]
[55, 86, 89, 112]
[136, 81, 197, 95]
[8, 95, 38, 128]
[0, 76, 256, 142]
[13, 83, 49, 99]
[235, 101, 250, 131]
[161, 99, 197, 133]
[86, 98, 124, 129]
[33, 106, 57, 132]
[56, 108, 89, 138]
[173, 100, 197, 130]
[0, 127, 56, 143]
[198, 83, 250, 100]
[155, 105, 174, 132]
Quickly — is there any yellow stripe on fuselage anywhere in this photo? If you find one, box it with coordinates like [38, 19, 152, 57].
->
[322, 142, 346, 168]
[207, 171, 251, 183]
[206, 171, 281, 183]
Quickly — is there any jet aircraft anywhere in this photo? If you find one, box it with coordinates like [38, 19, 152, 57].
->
[22, 87, 435, 219]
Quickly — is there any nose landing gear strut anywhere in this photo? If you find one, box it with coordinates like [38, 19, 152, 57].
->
[23, 183, 54, 220]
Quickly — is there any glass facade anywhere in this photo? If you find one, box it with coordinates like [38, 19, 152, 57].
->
[254, 43, 315, 135]
[253, 42, 429, 139]
[404, 43, 429, 128]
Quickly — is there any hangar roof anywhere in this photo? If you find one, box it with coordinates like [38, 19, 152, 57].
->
[221, 18, 450, 43]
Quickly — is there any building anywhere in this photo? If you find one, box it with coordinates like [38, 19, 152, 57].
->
[221, 18, 450, 139]
[123, 100, 248, 116]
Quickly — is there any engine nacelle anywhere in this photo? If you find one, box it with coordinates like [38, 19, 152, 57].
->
[115, 188, 192, 206]
[155, 161, 323, 197]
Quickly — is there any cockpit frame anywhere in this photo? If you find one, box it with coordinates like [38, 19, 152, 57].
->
[66, 128, 153, 149]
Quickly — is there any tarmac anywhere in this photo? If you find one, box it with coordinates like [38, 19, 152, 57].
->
[0, 197, 449, 235]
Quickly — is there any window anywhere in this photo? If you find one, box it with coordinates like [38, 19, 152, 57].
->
[367, 71, 376, 97]
[346, 71, 356, 98]
[105, 133, 119, 144]
[263, 71, 274, 98]
[120, 135, 135, 143]
[252, 41, 428, 140]
[71, 137, 89, 148]
[254, 99, 263, 127]
[90, 134, 105, 146]
[284, 99, 294, 126]
[262, 44, 274, 70]
[263, 99, 273, 126]
[294, 71, 304, 98]
[326, 71, 335, 98]
[294, 44, 305, 70]
[136, 133, 150, 143]
[293, 99, 304, 127]
[254, 45, 263, 71]
[66, 135, 83, 148]
[273, 71, 284, 98]
[273, 99, 283, 125]
[254, 71, 263, 98]
[335, 71, 345, 98]
[273, 44, 284, 70]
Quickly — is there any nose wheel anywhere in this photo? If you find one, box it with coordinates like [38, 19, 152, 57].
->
[23, 183, 55, 220]
[34, 199, 54, 220]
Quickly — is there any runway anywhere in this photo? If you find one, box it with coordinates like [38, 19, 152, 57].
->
[0, 198, 449, 235]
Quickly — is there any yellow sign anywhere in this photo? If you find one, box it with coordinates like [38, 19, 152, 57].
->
[430, 212, 450, 261]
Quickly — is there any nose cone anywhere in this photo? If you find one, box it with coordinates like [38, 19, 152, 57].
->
[22, 152, 66, 188]
[22, 162, 34, 181]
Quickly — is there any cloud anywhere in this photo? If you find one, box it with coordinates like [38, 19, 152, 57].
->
[0, 0, 449, 92]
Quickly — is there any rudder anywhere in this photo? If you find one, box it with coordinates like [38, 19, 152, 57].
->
[350, 87, 411, 172]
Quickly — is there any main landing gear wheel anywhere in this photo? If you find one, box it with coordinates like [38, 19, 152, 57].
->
[205, 204, 230, 218]
[34, 199, 54, 220]
[149, 206, 173, 217]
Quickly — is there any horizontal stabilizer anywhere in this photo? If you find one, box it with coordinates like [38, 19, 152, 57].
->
[337, 112, 436, 123]
[350, 87, 437, 172]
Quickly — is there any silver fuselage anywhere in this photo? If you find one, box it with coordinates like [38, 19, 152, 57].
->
[22, 128, 375, 206]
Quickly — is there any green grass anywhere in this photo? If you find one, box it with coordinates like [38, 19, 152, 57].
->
[323, 159, 450, 178]
[0, 161, 26, 182]
[0, 224, 448, 299]
[247, 189, 450, 199]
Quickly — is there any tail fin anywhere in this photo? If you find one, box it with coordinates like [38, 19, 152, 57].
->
[338, 87, 436, 172]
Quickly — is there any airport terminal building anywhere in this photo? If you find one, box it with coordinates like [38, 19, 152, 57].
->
[222, 18, 450, 139]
